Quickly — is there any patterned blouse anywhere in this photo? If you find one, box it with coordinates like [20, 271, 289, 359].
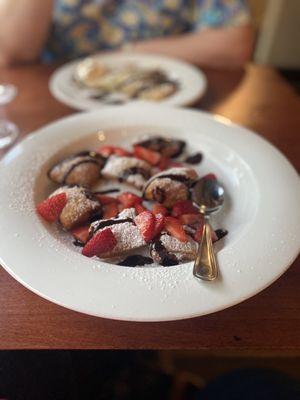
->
[44, 0, 250, 62]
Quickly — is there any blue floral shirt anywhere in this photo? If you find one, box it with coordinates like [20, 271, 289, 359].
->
[44, 0, 250, 62]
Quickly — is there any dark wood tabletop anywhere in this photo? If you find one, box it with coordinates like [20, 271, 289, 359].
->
[0, 63, 299, 350]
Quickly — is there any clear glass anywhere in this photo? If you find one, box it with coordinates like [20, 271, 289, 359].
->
[0, 84, 19, 149]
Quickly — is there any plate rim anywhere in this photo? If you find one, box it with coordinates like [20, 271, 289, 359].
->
[0, 104, 299, 322]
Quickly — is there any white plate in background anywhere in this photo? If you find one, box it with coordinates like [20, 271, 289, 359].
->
[49, 53, 207, 110]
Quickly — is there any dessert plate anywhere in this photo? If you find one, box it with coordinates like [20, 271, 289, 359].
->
[0, 105, 299, 321]
[49, 53, 207, 110]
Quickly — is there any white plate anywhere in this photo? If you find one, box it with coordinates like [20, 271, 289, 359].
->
[49, 53, 207, 110]
[0, 105, 299, 322]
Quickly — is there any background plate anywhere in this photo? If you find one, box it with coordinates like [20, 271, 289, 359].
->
[49, 53, 207, 110]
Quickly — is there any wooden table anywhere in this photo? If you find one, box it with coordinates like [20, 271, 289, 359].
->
[0, 64, 299, 350]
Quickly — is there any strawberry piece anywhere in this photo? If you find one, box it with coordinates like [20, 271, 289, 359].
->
[113, 147, 131, 157]
[95, 145, 115, 157]
[133, 145, 161, 166]
[134, 211, 156, 242]
[158, 156, 170, 171]
[96, 145, 130, 157]
[153, 213, 165, 238]
[117, 192, 143, 208]
[168, 162, 184, 168]
[194, 222, 218, 242]
[152, 203, 168, 216]
[36, 193, 67, 222]
[179, 213, 203, 226]
[135, 203, 147, 214]
[103, 202, 119, 219]
[118, 203, 126, 213]
[172, 200, 198, 217]
[82, 228, 117, 257]
[194, 220, 205, 242]
[95, 194, 118, 205]
[164, 216, 187, 243]
[71, 225, 90, 244]
[203, 173, 217, 181]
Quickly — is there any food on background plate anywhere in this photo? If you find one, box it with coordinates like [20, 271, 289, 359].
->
[37, 136, 228, 266]
[74, 58, 179, 102]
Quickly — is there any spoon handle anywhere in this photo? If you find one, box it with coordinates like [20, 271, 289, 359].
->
[193, 217, 218, 281]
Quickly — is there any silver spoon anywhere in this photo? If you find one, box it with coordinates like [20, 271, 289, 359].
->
[192, 177, 225, 281]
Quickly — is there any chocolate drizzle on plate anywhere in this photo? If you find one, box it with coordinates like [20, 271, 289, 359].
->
[91, 217, 133, 235]
[118, 255, 153, 267]
[185, 152, 203, 165]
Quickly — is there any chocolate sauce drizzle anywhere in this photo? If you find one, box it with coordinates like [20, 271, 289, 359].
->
[184, 152, 203, 165]
[93, 188, 120, 195]
[120, 167, 151, 182]
[91, 217, 133, 235]
[118, 255, 153, 267]
[150, 240, 178, 267]
[136, 136, 185, 158]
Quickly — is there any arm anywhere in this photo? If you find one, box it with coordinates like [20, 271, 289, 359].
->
[0, 0, 53, 66]
[130, 25, 254, 69]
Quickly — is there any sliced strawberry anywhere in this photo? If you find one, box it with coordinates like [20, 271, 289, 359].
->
[95, 145, 115, 157]
[117, 192, 143, 208]
[134, 211, 156, 242]
[179, 213, 203, 226]
[135, 203, 147, 214]
[118, 203, 126, 213]
[71, 225, 90, 244]
[82, 228, 117, 257]
[158, 156, 170, 171]
[113, 147, 131, 157]
[96, 145, 130, 157]
[164, 216, 188, 243]
[194, 222, 217, 242]
[194, 220, 205, 242]
[103, 202, 119, 219]
[36, 193, 67, 223]
[152, 203, 168, 216]
[153, 213, 165, 238]
[203, 173, 217, 181]
[95, 194, 118, 205]
[133, 145, 161, 166]
[168, 162, 184, 168]
[172, 200, 198, 217]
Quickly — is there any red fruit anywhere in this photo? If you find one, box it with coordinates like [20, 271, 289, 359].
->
[118, 204, 126, 213]
[172, 200, 198, 217]
[164, 216, 187, 243]
[71, 225, 90, 244]
[203, 173, 217, 181]
[117, 192, 143, 208]
[82, 228, 117, 257]
[36, 193, 67, 223]
[113, 147, 131, 157]
[95, 194, 118, 205]
[95, 145, 114, 157]
[134, 211, 156, 242]
[168, 162, 184, 168]
[158, 156, 170, 170]
[194, 220, 205, 242]
[96, 145, 130, 157]
[153, 213, 165, 238]
[135, 203, 147, 214]
[152, 203, 168, 216]
[194, 222, 217, 243]
[179, 213, 203, 226]
[103, 202, 119, 219]
[133, 145, 161, 166]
